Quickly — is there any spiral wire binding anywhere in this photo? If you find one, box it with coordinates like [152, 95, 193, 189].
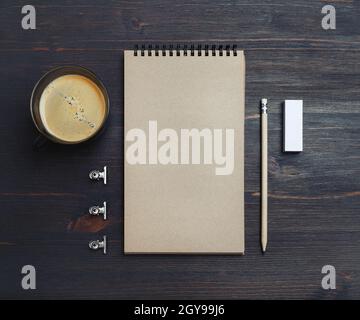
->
[134, 44, 238, 57]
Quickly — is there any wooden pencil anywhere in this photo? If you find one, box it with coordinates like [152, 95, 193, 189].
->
[261, 98, 268, 253]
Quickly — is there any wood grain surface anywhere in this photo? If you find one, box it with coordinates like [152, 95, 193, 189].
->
[0, 0, 359, 299]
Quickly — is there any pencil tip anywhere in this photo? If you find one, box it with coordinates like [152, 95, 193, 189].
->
[261, 244, 267, 253]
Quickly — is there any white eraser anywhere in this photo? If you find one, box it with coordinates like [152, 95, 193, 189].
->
[283, 100, 303, 152]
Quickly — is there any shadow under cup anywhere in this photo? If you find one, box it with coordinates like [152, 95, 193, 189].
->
[31, 66, 110, 145]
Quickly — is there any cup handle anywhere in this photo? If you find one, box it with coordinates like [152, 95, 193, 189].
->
[32, 134, 48, 151]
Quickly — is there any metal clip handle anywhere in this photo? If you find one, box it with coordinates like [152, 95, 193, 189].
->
[89, 202, 107, 220]
[89, 236, 107, 254]
[89, 166, 107, 184]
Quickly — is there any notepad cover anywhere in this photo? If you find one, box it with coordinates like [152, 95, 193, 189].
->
[124, 49, 245, 254]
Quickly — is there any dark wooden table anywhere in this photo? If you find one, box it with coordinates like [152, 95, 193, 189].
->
[0, 0, 359, 299]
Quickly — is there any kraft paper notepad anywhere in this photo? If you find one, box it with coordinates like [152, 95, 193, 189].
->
[124, 46, 245, 254]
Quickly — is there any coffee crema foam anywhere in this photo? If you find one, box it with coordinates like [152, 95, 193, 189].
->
[39, 74, 106, 142]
